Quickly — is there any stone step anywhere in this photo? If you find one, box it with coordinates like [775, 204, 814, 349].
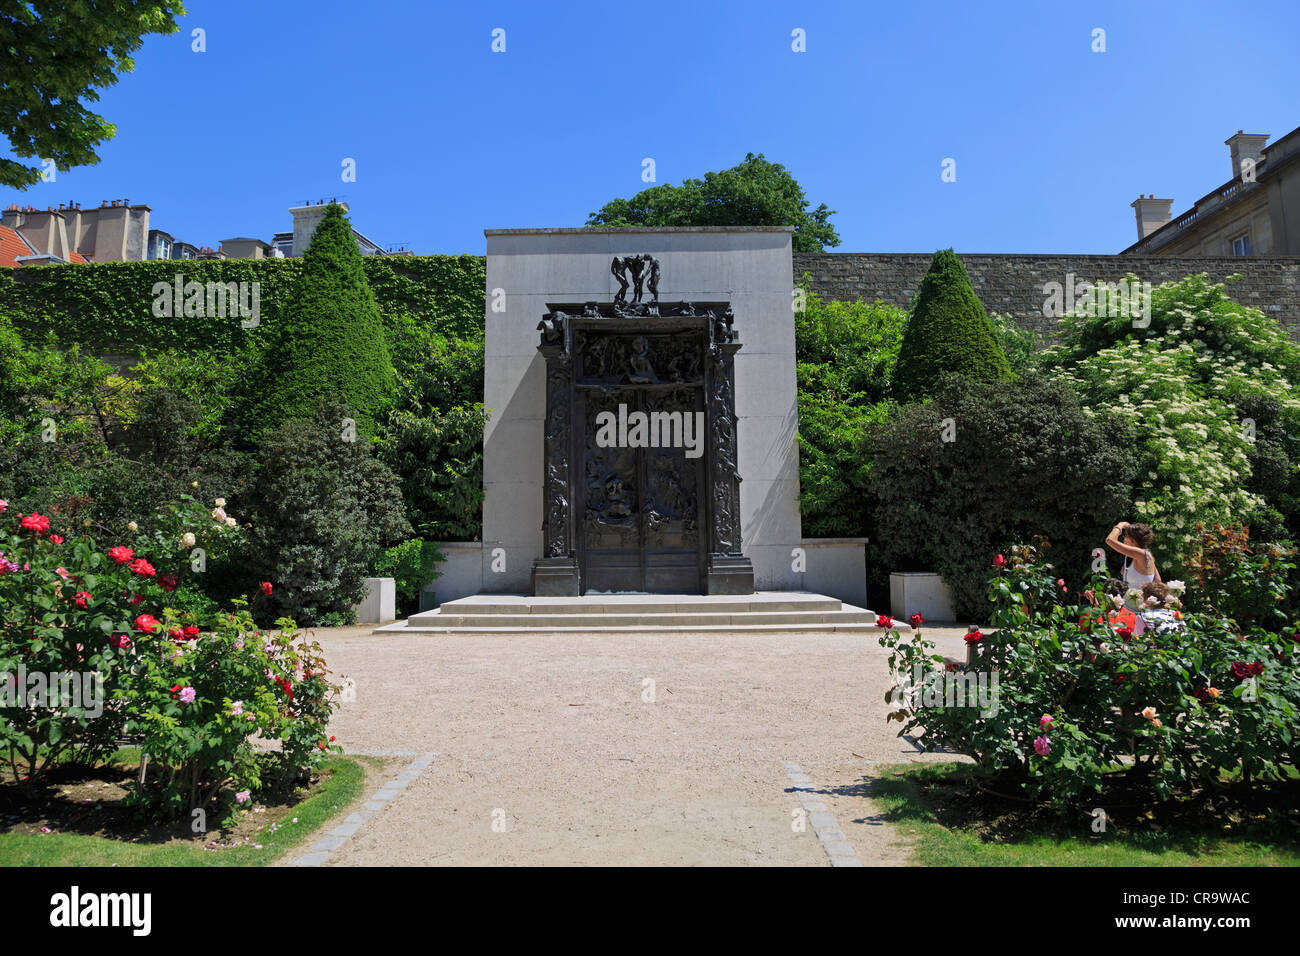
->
[419, 609, 874, 628]
[411, 592, 845, 621]
[381, 622, 884, 635]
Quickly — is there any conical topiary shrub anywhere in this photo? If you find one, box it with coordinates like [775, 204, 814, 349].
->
[893, 249, 1011, 402]
[243, 203, 395, 441]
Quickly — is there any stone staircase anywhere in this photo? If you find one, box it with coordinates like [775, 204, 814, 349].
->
[375, 591, 909, 634]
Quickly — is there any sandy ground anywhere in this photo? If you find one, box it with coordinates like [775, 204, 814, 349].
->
[299, 623, 972, 866]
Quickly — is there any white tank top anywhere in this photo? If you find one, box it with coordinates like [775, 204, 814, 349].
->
[1123, 551, 1156, 588]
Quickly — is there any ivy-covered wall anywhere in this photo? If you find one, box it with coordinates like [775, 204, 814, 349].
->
[0, 254, 486, 353]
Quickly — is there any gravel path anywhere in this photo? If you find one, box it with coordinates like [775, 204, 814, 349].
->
[300, 622, 973, 866]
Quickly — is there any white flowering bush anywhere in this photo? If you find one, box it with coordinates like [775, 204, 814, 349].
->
[1048, 274, 1300, 574]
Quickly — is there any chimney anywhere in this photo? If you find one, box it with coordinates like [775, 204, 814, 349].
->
[1226, 131, 1269, 180]
[1131, 195, 1173, 241]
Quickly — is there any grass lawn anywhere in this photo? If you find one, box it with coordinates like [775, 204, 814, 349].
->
[874, 762, 1300, 866]
[0, 751, 377, 866]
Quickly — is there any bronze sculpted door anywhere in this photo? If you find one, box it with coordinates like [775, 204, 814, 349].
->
[530, 258, 755, 597]
[579, 339, 704, 593]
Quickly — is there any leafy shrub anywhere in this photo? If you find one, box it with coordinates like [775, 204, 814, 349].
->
[241, 203, 396, 442]
[872, 372, 1134, 620]
[124, 604, 339, 819]
[372, 539, 444, 615]
[247, 398, 410, 626]
[1183, 523, 1297, 630]
[893, 249, 1011, 402]
[793, 285, 908, 537]
[881, 543, 1300, 805]
[378, 331, 486, 540]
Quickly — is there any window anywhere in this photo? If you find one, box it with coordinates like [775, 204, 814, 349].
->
[1231, 233, 1251, 256]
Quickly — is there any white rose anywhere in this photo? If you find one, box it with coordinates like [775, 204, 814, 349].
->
[212, 507, 227, 522]
[214, 497, 226, 508]
[182, 533, 196, 548]
[226, 517, 237, 528]
[127, 521, 138, 533]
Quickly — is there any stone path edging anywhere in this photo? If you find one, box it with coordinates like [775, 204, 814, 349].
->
[290, 751, 436, 867]
[783, 761, 863, 867]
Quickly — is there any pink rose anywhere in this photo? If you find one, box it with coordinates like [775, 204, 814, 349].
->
[1040, 714, 1054, 730]
[178, 686, 196, 704]
[1033, 736, 1051, 757]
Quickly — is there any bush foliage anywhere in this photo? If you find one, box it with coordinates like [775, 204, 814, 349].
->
[872, 372, 1134, 620]
[881, 544, 1300, 805]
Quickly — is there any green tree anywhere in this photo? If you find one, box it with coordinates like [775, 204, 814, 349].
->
[242, 203, 396, 442]
[0, 2, 185, 188]
[586, 153, 839, 252]
[893, 249, 1011, 402]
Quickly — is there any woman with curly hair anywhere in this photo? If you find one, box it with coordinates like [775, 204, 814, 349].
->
[1105, 520, 1162, 589]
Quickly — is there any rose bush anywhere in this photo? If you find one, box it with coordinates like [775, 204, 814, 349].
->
[1, 503, 340, 819]
[881, 542, 1300, 805]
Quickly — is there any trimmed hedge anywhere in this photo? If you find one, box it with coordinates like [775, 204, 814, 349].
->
[894, 249, 1011, 402]
[240, 204, 395, 441]
[0, 252, 485, 353]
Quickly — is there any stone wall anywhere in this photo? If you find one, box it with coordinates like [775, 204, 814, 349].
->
[792, 253, 1300, 340]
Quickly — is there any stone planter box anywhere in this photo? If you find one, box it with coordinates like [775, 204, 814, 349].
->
[800, 537, 869, 607]
[889, 571, 956, 623]
[354, 577, 396, 624]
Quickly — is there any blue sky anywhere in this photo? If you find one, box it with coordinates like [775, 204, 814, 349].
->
[4, 0, 1298, 255]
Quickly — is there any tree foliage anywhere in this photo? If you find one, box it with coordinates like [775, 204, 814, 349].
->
[0, 1, 185, 188]
[587, 153, 839, 252]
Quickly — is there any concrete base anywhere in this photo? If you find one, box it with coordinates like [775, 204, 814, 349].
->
[355, 577, 397, 624]
[889, 571, 956, 623]
[531, 556, 580, 596]
[706, 554, 755, 595]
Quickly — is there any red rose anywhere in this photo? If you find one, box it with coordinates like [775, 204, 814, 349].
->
[74, 591, 91, 609]
[49, 534, 64, 545]
[20, 513, 50, 536]
[1231, 661, 1250, 678]
[109, 633, 132, 651]
[158, 573, 178, 592]
[909, 612, 924, 628]
[1117, 626, 1134, 643]
[134, 613, 160, 634]
[875, 615, 894, 628]
[129, 558, 156, 577]
[129, 594, 145, 606]
[993, 554, 1007, 567]
[183, 625, 200, 639]
[260, 581, 273, 596]
[329, 735, 336, 742]
[963, 629, 985, 645]
[1247, 661, 1264, 676]
[109, 546, 135, 565]
[168, 628, 185, 640]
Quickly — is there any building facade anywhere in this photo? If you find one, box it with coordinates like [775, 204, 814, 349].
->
[1124, 127, 1300, 257]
